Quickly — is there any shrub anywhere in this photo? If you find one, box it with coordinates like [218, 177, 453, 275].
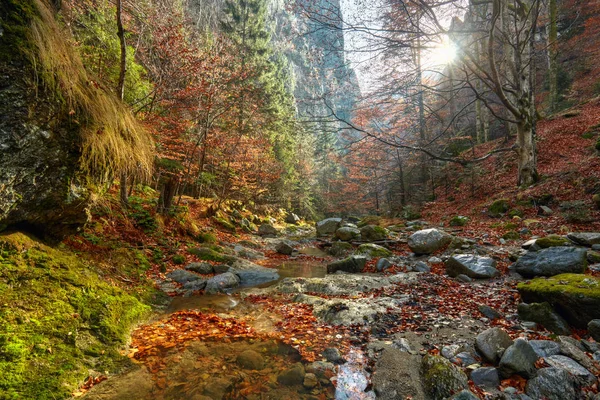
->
[172, 254, 185, 265]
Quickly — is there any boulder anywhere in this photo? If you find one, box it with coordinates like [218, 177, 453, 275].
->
[475, 327, 513, 364]
[205, 272, 240, 294]
[535, 235, 571, 249]
[413, 261, 431, 273]
[529, 340, 561, 358]
[445, 255, 500, 279]
[360, 225, 388, 242]
[421, 355, 468, 400]
[335, 226, 361, 241]
[236, 350, 264, 370]
[567, 232, 600, 247]
[449, 391, 479, 400]
[322, 348, 345, 364]
[275, 241, 294, 255]
[356, 243, 392, 258]
[306, 361, 336, 379]
[185, 262, 214, 274]
[277, 362, 305, 385]
[470, 367, 500, 389]
[558, 337, 596, 371]
[257, 224, 278, 237]
[588, 319, 600, 342]
[228, 258, 279, 287]
[498, 338, 539, 378]
[526, 368, 578, 400]
[408, 229, 452, 254]
[326, 256, 367, 274]
[285, 213, 300, 225]
[517, 302, 571, 335]
[478, 305, 502, 320]
[233, 245, 264, 260]
[545, 355, 597, 386]
[513, 247, 587, 277]
[376, 258, 392, 272]
[328, 241, 353, 256]
[316, 218, 342, 236]
[518, 274, 600, 328]
[167, 269, 203, 284]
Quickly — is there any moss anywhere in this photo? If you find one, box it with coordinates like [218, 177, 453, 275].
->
[196, 232, 217, 244]
[356, 244, 392, 258]
[172, 254, 185, 265]
[329, 242, 353, 257]
[0, 0, 38, 63]
[188, 247, 235, 264]
[422, 355, 468, 400]
[212, 216, 236, 232]
[588, 251, 600, 264]
[502, 231, 520, 241]
[503, 222, 518, 230]
[518, 274, 600, 300]
[449, 216, 468, 227]
[488, 199, 510, 217]
[0, 232, 152, 399]
[595, 138, 600, 152]
[536, 235, 570, 248]
[357, 215, 382, 228]
[508, 209, 524, 218]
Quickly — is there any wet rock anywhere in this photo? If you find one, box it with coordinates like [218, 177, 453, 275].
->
[327, 255, 367, 274]
[452, 352, 478, 367]
[329, 241, 353, 256]
[413, 261, 431, 273]
[376, 258, 392, 272]
[303, 373, 318, 389]
[268, 274, 396, 296]
[518, 274, 600, 328]
[167, 269, 203, 284]
[306, 361, 335, 379]
[470, 367, 500, 388]
[203, 377, 233, 399]
[475, 327, 513, 364]
[182, 279, 207, 291]
[513, 247, 588, 277]
[228, 258, 279, 286]
[277, 362, 306, 385]
[498, 338, 538, 378]
[335, 226, 361, 241]
[545, 355, 597, 386]
[185, 262, 214, 274]
[236, 350, 264, 370]
[360, 225, 388, 242]
[323, 348, 345, 364]
[588, 319, 600, 341]
[372, 346, 426, 400]
[449, 390, 480, 400]
[257, 224, 278, 237]
[275, 241, 294, 255]
[567, 232, 600, 247]
[445, 254, 500, 279]
[421, 355, 468, 400]
[529, 340, 561, 358]
[525, 367, 578, 400]
[408, 229, 452, 254]
[316, 218, 342, 236]
[357, 243, 392, 258]
[285, 213, 300, 225]
[205, 272, 240, 294]
[517, 302, 571, 335]
[478, 305, 502, 320]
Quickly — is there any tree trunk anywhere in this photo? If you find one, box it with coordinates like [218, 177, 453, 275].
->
[157, 177, 178, 215]
[516, 122, 538, 186]
[116, 0, 128, 205]
[547, 0, 558, 111]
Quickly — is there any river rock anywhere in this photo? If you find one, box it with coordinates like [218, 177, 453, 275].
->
[228, 257, 279, 286]
[327, 255, 367, 274]
[529, 340, 561, 358]
[167, 269, 203, 284]
[257, 223, 278, 237]
[513, 247, 587, 277]
[421, 355, 468, 400]
[376, 258, 392, 272]
[525, 367, 578, 400]
[357, 243, 392, 258]
[498, 338, 539, 378]
[303, 373, 318, 389]
[588, 319, 600, 341]
[413, 261, 431, 273]
[277, 362, 305, 385]
[269, 274, 395, 296]
[316, 218, 342, 236]
[285, 213, 300, 224]
[475, 327, 514, 364]
[335, 226, 361, 241]
[470, 367, 500, 388]
[322, 348, 345, 364]
[371, 346, 426, 400]
[306, 361, 335, 379]
[559, 338, 596, 371]
[360, 225, 388, 242]
[185, 262, 214, 274]
[567, 232, 600, 247]
[449, 391, 479, 400]
[236, 350, 264, 370]
[445, 254, 500, 279]
[518, 274, 600, 328]
[205, 272, 240, 294]
[408, 229, 452, 254]
[234, 245, 264, 260]
[275, 241, 294, 255]
[182, 279, 207, 291]
[545, 355, 597, 386]
[517, 302, 571, 335]
[329, 241, 353, 256]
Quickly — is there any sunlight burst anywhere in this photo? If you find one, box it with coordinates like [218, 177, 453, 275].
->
[432, 39, 457, 65]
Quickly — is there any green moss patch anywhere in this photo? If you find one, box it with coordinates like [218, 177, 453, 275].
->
[357, 215, 382, 228]
[212, 216, 236, 232]
[488, 199, 510, 217]
[449, 216, 468, 227]
[536, 235, 570, 248]
[0, 232, 153, 399]
[188, 246, 235, 263]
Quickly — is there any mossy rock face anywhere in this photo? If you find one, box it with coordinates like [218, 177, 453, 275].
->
[488, 199, 510, 217]
[212, 216, 236, 232]
[356, 243, 392, 258]
[502, 231, 520, 241]
[196, 232, 217, 244]
[449, 216, 468, 227]
[329, 242, 353, 257]
[421, 355, 468, 400]
[359, 225, 388, 242]
[518, 273, 600, 328]
[536, 235, 570, 248]
[0, 232, 152, 399]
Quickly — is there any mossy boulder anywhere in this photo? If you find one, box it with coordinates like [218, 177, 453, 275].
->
[359, 225, 388, 242]
[357, 215, 382, 228]
[508, 209, 524, 218]
[449, 216, 468, 227]
[421, 355, 468, 400]
[488, 199, 510, 217]
[329, 242, 353, 257]
[188, 247, 236, 264]
[536, 235, 571, 248]
[517, 302, 571, 335]
[518, 273, 600, 328]
[212, 216, 236, 232]
[335, 226, 360, 241]
[326, 256, 367, 274]
[502, 231, 520, 241]
[356, 243, 392, 258]
[196, 231, 217, 244]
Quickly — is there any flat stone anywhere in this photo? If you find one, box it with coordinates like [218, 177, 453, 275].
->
[445, 254, 499, 279]
[514, 247, 588, 277]
[567, 232, 600, 247]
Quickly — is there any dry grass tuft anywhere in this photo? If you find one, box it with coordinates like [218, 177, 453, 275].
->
[28, 0, 154, 181]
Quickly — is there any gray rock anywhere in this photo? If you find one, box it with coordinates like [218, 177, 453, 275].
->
[475, 327, 514, 364]
[327, 255, 367, 274]
[257, 223, 278, 237]
[413, 261, 431, 273]
[303, 373, 318, 389]
[408, 229, 452, 254]
[275, 241, 294, 255]
[545, 355, 597, 386]
[428, 256, 443, 264]
[514, 247, 588, 277]
[371, 346, 426, 400]
[185, 262, 214, 274]
[456, 274, 473, 282]
[568, 232, 600, 247]
[559, 338, 596, 371]
[236, 350, 264, 370]
[445, 254, 500, 279]
[277, 362, 305, 385]
[335, 226, 361, 241]
[517, 302, 572, 335]
[285, 213, 300, 224]
[182, 279, 207, 291]
[360, 225, 388, 242]
[205, 272, 240, 294]
[499, 338, 539, 378]
[589, 319, 600, 342]
[449, 391, 479, 400]
[452, 352, 478, 367]
[316, 218, 342, 236]
[167, 269, 202, 284]
[234, 245, 264, 260]
[322, 347, 345, 364]
[478, 305, 502, 320]
[529, 340, 561, 358]
[228, 258, 279, 286]
[421, 355, 468, 400]
[526, 367, 578, 400]
[376, 258, 392, 272]
[470, 367, 500, 388]
[441, 344, 463, 359]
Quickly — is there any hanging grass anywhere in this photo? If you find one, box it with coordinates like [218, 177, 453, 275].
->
[27, 0, 154, 182]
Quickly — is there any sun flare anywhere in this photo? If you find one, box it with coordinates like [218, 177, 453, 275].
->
[432, 38, 457, 65]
